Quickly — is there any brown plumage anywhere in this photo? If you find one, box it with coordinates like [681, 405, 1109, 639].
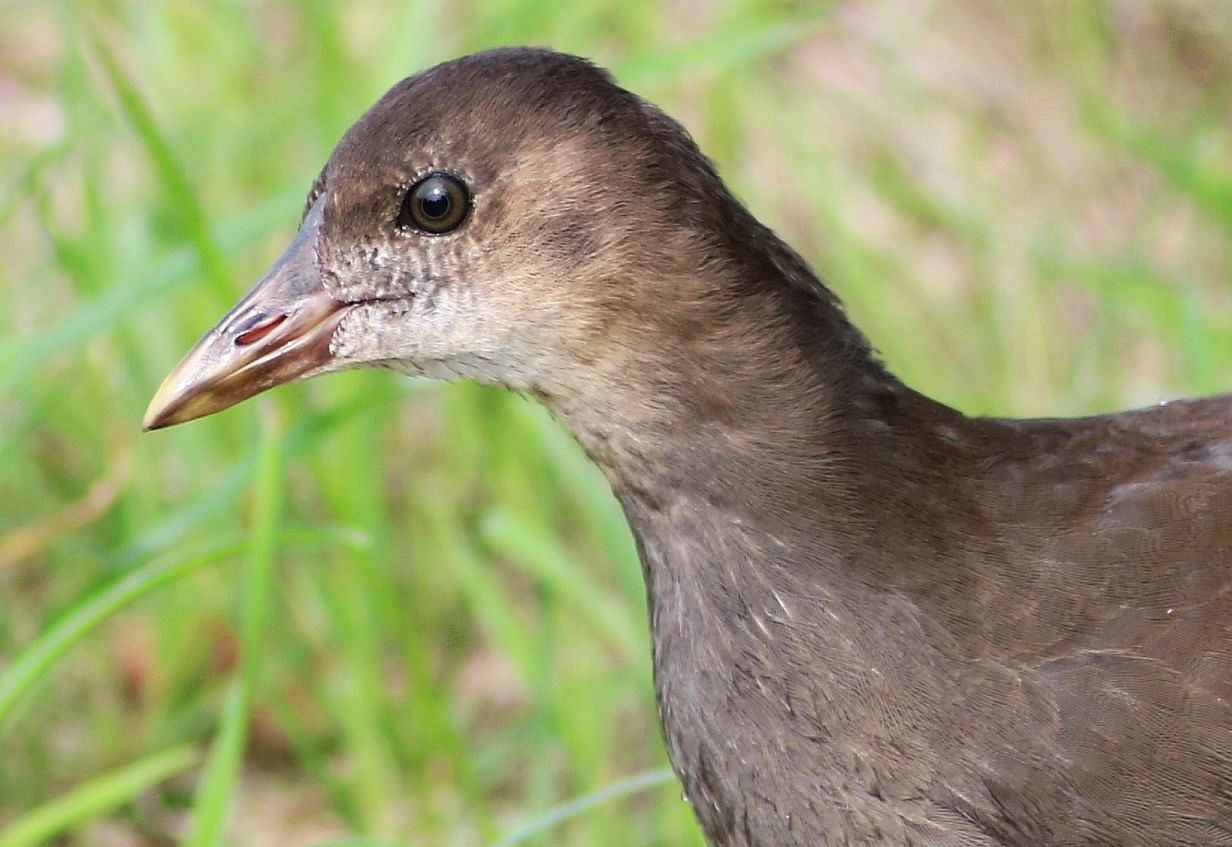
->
[144, 48, 1232, 845]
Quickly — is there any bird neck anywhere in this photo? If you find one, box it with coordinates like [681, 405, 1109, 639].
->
[534, 234, 1000, 800]
[540, 235, 969, 547]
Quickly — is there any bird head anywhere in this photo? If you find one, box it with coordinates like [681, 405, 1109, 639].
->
[143, 48, 742, 431]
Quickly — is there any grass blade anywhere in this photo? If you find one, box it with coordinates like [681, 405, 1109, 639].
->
[0, 190, 294, 398]
[184, 419, 284, 847]
[0, 744, 199, 847]
[488, 769, 677, 847]
[89, 29, 233, 299]
[0, 539, 244, 729]
[615, 12, 825, 88]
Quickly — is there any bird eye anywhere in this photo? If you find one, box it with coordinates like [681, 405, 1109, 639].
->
[398, 172, 470, 234]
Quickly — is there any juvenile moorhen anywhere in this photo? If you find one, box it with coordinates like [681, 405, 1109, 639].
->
[144, 49, 1232, 846]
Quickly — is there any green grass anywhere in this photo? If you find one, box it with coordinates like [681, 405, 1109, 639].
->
[2, 1, 1230, 844]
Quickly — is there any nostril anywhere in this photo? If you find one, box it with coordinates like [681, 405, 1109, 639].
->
[235, 314, 288, 346]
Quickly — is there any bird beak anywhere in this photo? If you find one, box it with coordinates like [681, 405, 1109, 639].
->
[143, 199, 349, 431]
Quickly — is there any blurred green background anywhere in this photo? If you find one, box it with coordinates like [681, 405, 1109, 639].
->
[2, 1, 1230, 845]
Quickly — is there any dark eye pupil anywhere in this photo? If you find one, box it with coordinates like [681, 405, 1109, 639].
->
[418, 185, 451, 219]
[399, 172, 470, 234]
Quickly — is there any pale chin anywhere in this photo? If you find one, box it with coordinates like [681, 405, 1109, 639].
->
[328, 301, 544, 390]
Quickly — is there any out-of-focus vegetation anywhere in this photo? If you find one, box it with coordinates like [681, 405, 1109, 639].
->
[1, 1, 1230, 844]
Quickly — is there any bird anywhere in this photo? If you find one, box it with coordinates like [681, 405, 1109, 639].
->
[144, 48, 1232, 846]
